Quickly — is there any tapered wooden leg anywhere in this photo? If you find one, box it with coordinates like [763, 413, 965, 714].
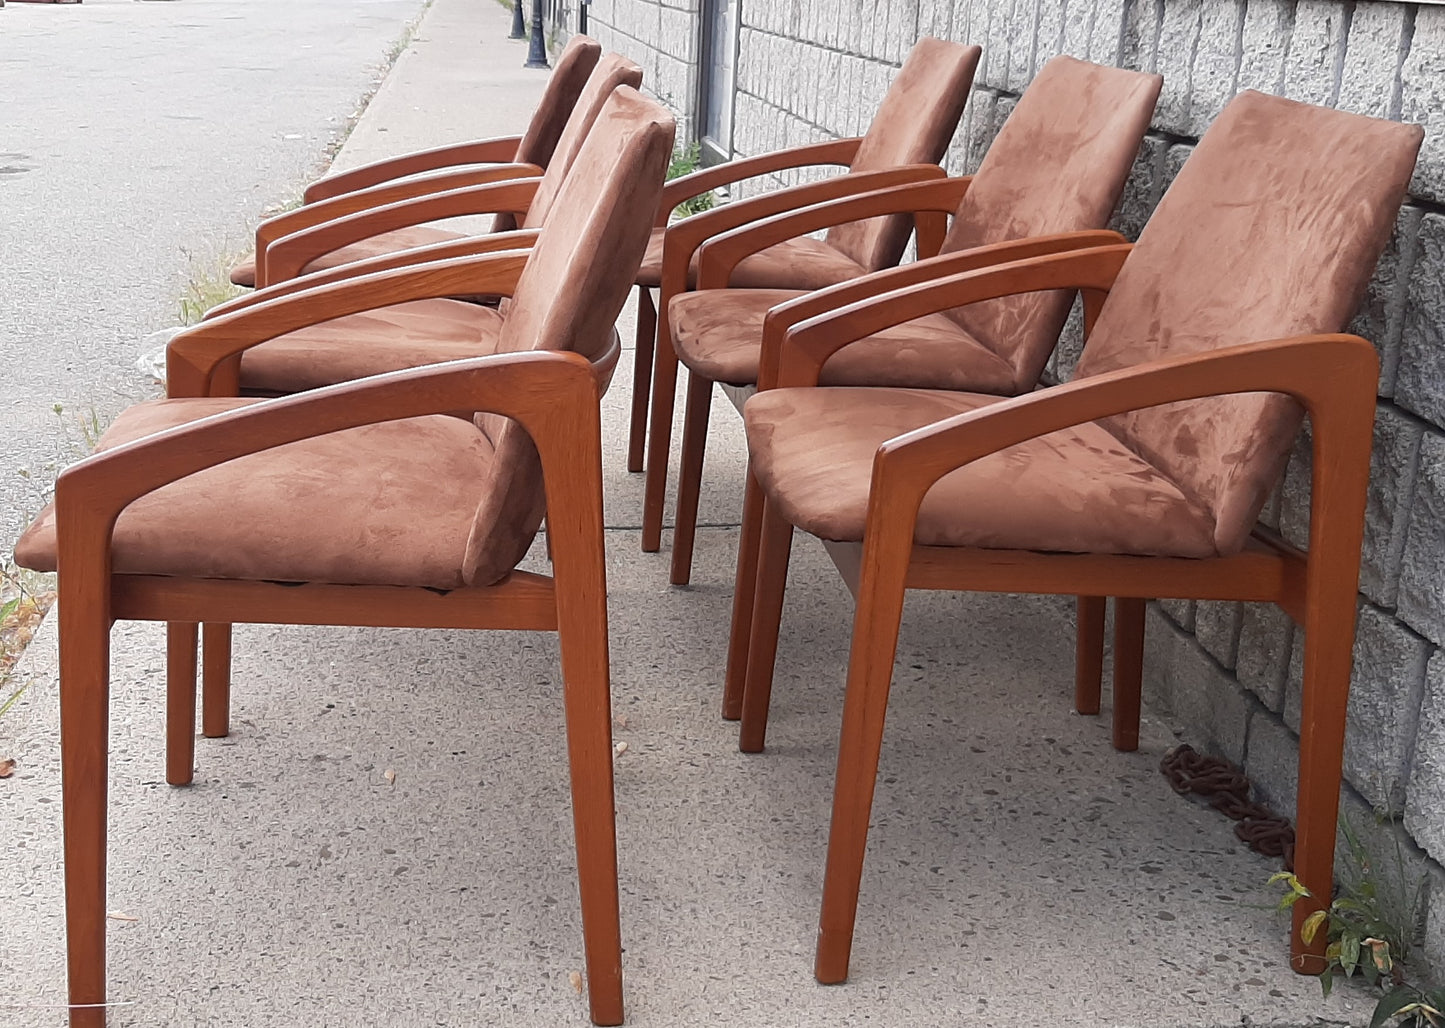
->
[627, 287, 656, 474]
[201, 622, 232, 739]
[815, 532, 912, 985]
[1112, 597, 1145, 752]
[1074, 596, 1106, 716]
[722, 470, 766, 721]
[58, 587, 113, 1028]
[640, 299, 680, 553]
[166, 623, 198, 786]
[669, 372, 713, 587]
[738, 500, 794, 754]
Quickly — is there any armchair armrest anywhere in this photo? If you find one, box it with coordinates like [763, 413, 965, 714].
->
[659, 165, 948, 297]
[260, 177, 541, 286]
[772, 245, 1133, 388]
[693, 177, 974, 292]
[168, 251, 532, 397]
[657, 137, 864, 226]
[303, 136, 526, 202]
[754, 232, 1128, 388]
[206, 229, 540, 319]
[254, 163, 539, 281]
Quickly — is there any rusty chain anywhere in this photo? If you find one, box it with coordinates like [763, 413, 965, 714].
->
[1160, 743, 1296, 870]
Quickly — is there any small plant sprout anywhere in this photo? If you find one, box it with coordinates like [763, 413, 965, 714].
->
[667, 143, 717, 219]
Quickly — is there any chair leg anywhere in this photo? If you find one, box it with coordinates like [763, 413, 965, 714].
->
[58, 593, 112, 1028]
[1111, 598, 1145, 751]
[738, 500, 794, 754]
[1074, 596, 1106, 715]
[814, 534, 911, 985]
[722, 469, 766, 721]
[669, 371, 713, 587]
[166, 623, 198, 786]
[627, 287, 656, 474]
[640, 296, 680, 553]
[201, 622, 232, 739]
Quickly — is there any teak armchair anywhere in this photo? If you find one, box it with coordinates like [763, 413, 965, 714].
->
[663, 57, 1162, 587]
[228, 33, 602, 287]
[629, 36, 981, 526]
[727, 91, 1422, 984]
[236, 49, 641, 291]
[14, 87, 676, 1028]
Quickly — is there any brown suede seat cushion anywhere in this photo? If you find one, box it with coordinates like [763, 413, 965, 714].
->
[634, 227, 868, 290]
[14, 398, 494, 590]
[230, 225, 466, 287]
[744, 387, 1218, 557]
[239, 298, 505, 393]
[670, 288, 1017, 393]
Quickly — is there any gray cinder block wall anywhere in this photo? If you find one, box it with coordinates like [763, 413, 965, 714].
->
[577, 0, 1445, 973]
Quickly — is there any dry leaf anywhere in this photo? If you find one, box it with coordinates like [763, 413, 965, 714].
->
[568, 971, 583, 994]
[106, 910, 138, 923]
[613, 741, 628, 756]
[0, 758, 15, 779]
[613, 715, 629, 729]
[383, 769, 396, 786]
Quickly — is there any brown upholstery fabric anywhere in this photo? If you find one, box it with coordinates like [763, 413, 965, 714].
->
[635, 228, 868, 290]
[14, 399, 495, 590]
[230, 226, 462, 288]
[941, 57, 1162, 390]
[464, 87, 674, 585]
[744, 387, 1216, 556]
[1075, 91, 1422, 555]
[508, 36, 602, 188]
[825, 38, 980, 271]
[671, 287, 1014, 391]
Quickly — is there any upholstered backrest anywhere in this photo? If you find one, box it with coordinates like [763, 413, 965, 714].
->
[824, 37, 980, 272]
[520, 53, 645, 230]
[465, 88, 675, 585]
[942, 57, 1161, 391]
[513, 36, 602, 169]
[1075, 91, 1421, 556]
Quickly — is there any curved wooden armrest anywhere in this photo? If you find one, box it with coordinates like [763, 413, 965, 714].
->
[694, 177, 974, 292]
[773, 245, 1133, 388]
[57, 351, 601, 566]
[260, 177, 541, 286]
[255, 164, 539, 280]
[862, 334, 1380, 557]
[659, 165, 947, 297]
[303, 136, 526, 202]
[168, 251, 532, 397]
[206, 230, 540, 319]
[655, 137, 864, 226]
[755, 232, 1128, 388]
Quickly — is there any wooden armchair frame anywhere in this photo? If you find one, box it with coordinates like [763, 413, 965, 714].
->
[54, 335, 625, 1025]
[635, 163, 949, 548]
[727, 246, 1375, 984]
[303, 135, 527, 202]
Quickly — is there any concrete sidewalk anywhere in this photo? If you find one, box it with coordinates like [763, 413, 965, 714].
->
[0, 1, 1375, 1025]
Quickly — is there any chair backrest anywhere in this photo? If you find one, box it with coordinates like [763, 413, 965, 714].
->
[941, 57, 1162, 391]
[465, 87, 676, 586]
[1074, 91, 1421, 556]
[521, 52, 645, 230]
[513, 35, 603, 169]
[824, 37, 980, 272]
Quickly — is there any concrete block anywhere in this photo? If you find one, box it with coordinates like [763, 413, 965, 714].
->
[963, 88, 998, 173]
[1186, 0, 1244, 138]
[1236, 602, 1293, 712]
[1060, 0, 1095, 62]
[951, 0, 977, 48]
[1007, 0, 1039, 89]
[1351, 205, 1424, 400]
[1333, 785, 1433, 925]
[1151, 1, 1203, 134]
[1399, 431, 1445, 646]
[1033, 0, 1066, 72]
[1160, 140, 1192, 197]
[1158, 598, 1196, 632]
[1108, 134, 1166, 243]
[1281, 1, 1348, 108]
[1142, 606, 1252, 765]
[1407, 653, 1445, 863]
[1400, 6, 1445, 206]
[1088, 0, 1128, 66]
[983, 0, 1016, 90]
[1336, 1, 1410, 120]
[1341, 604, 1429, 814]
[1053, 294, 1086, 381]
[1235, 0, 1293, 95]
[1278, 420, 1312, 550]
[1194, 601, 1243, 671]
[1360, 405, 1425, 610]
[1244, 708, 1300, 818]
[1396, 214, 1445, 427]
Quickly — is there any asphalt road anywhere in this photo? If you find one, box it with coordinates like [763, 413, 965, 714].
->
[0, 0, 429, 555]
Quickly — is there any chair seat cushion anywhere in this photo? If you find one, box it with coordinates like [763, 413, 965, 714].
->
[14, 398, 493, 589]
[240, 298, 505, 393]
[635, 227, 868, 290]
[229, 225, 467, 287]
[744, 387, 1218, 557]
[670, 288, 1018, 392]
